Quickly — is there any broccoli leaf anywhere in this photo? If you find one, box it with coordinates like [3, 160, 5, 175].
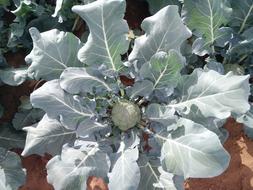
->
[138, 155, 183, 190]
[160, 118, 230, 178]
[0, 147, 26, 190]
[127, 80, 154, 99]
[0, 67, 28, 86]
[0, 123, 26, 149]
[183, 0, 232, 55]
[30, 80, 106, 135]
[22, 114, 76, 156]
[109, 139, 140, 190]
[72, 0, 129, 74]
[60, 67, 113, 94]
[140, 50, 183, 94]
[12, 108, 44, 130]
[170, 69, 250, 119]
[145, 103, 177, 128]
[229, 0, 253, 33]
[237, 106, 253, 139]
[26, 28, 83, 80]
[47, 142, 110, 190]
[129, 5, 191, 66]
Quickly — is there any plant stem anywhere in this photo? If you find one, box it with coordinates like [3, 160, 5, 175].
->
[137, 98, 145, 106]
[223, 57, 228, 65]
[72, 16, 80, 32]
[238, 54, 248, 64]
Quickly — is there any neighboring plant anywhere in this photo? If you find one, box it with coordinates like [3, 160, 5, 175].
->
[0, 0, 252, 190]
[147, 0, 253, 137]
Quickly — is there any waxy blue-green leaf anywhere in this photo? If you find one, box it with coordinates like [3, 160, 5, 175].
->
[52, 0, 74, 23]
[229, 0, 253, 33]
[60, 67, 112, 94]
[30, 80, 105, 135]
[204, 59, 224, 74]
[0, 123, 26, 149]
[138, 155, 182, 190]
[47, 143, 110, 190]
[127, 80, 154, 99]
[182, 105, 228, 143]
[137, 155, 159, 190]
[153, 167, 184, 190]
[109, 147, 140, 190]
[22, 114, 76, 156]
[12, 108, 44, 130]
[237, 106, 253, 139]
[228, 27, 253, 56]
[25, 28, 83, 80]
[53, 0, 96, 23]
[140, 50, 183, 92]
[0, 148, 26, 190]
[146, 103, 177, 128]
[129, 5, 191, 66]
[169, 69, 250, 119]
[160, 118, 230, 178]
[183, 0, 232, 55]
[0, 67, 27, 86]
[72, 0, 129, 73]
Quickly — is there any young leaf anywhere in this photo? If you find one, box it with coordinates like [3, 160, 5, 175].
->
[47, 143, 110, 190]
[183, 0, 232, 55]
[22, 114, 76, 156]
[30, 80, 103, 134]
[0, 148, 26, 190]
[140, 50, 183, 92]
[160, 118, 230, 178]
[145, 103, 177, 128]
[25, 27, 83, 80]
[169, 69, 250, 119]
[72, 0, 129, 73]
[204, 59, 224, 74]
[129, 5, 191, 65]
[127, 80, 154, 99]
[60, 67, 113, 95]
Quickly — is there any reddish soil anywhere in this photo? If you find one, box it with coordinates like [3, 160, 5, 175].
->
[87, 176, 109, 190]
[185, 118, 253, 190]
[17, 152, 54, 190]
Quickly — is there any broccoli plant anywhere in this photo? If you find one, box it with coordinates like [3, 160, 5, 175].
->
[0, 0, 251, 189]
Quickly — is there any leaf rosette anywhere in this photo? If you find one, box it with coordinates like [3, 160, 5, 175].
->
[18, 0, 251, 190]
